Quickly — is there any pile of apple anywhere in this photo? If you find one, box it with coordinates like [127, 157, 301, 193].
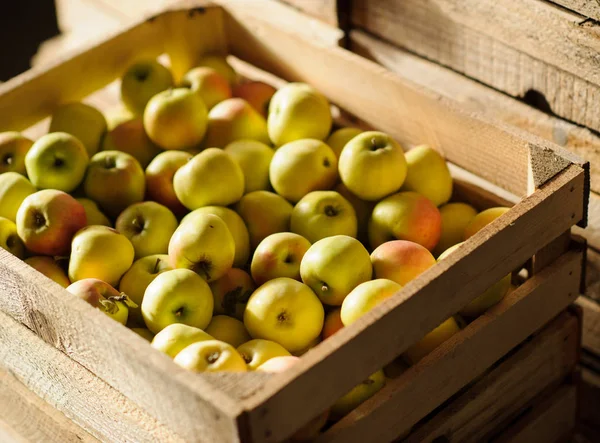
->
[0, 55, 511, 425]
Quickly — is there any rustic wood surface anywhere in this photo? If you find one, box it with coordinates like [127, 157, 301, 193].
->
[552, 1, 600, 21]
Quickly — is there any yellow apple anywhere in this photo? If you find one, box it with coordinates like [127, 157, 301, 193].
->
[339, 131, 407, 201]
[251, 232, 311, 286]
[174, 339, 247, 372]
[69, 226, 135, 286]
[151, 323, 212, 358]
[131, 327, 155, 342]
[0, 132, 33, 174]
[224, 139, 274, 193]
[334, 183, 374, 243]
[291, 190, 357, 243]
[76, 198, 111, 227]
[67, 278, 136, 325]
[300, 235, 372, 306]
[0, 216, 26, 259]
[197, 55, 238, 86]
[205, 315, 251, 348]
[292, 336, 321, 357]
[101, 116, 161, 168]
[210, 268, 256, 321]
[326, 127, 362, 158]
[322, 308, 344, 339]
[341, 279, 402, 326]
[169, 213, 235, 282]
[233, 81, 276, 117]
[49, 103, 107, 157]
[173, 148, 244, 210]
[244, 277, 324, 352]
[371, 240, 436, 286]
[145, 150, 192, 217]
[237, 339, 292, 370]
[434, 202, 477, 256]
[255, 354, 299, 372]
[330, 370, 386, 420]
[268, 83, 332, 146]
[402, 145, 453, 206]
[403, 317, 460, 364]
[25, 256, 70, 287]
[464, 207, 511, 240]
[0, 172, 36, 222]
[269, 139, 338, 203]
[120, 60, 174, 116]
[180, 66, 232, 109]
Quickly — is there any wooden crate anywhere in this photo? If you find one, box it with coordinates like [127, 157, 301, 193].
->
[0, 1, 589, 441]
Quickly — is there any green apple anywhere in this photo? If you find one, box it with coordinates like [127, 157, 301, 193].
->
[119, 254, 172, 326]
[244, 277, 324, 353]
[180, 66, 232, 109]
[69, 226, 135, 287]
[205, 315, 251, 348]
[197, 55, 238, 86]
[0, 172, 36, 222]
[49, 102, 107, 157]
[402, 145, 453, 206]
[25, 132, 89, 193]
[168, 212, 235, 282]
[101, 116, 161, 168]
[0, 216, 26, 259]
[174, 339, 247, 372]
[173, 148, 244, 210]
[142, 268, 214, 334]
[83, 150, 145, 218]
[330, 370, 386, 420]
[403, 317, 460, 364]
[151, 323, 212, 358]
[269, 139, 338, 203]
[120, 60, 174, 116]
[464, 207, 511, 240]
[339, 131, 407, 201]
[131, 327, 155, 341]
[371, 240, 437, 286]
[143, 88, 208, 150]
[0, 132, 33, 174]
[300, 235, 372, 306]
[203, 98, 269, 148]
[434, 202, 477, 256]
[341, 279, 402, 326]
[268, 83, 332, 146]
[251, 232, 311, 286]
[115, 201, 178, 259]
[210, 268, 256, 321]
[145, 150, 192, 216]
[235, 191, 293, 249]
[233, 81, 276, 117]
[237, 339, 291, 370]
[290, 190, 357, 243]
[25, 256, 70, 287]
[76, 198, 111, 227]
[17, 190, 87, 256]
[224, 139, 274, 193]
[326, 127, 362, 159]
[335, 182, 374, 243]
[67, 278, 136, 325]
[182, 206, 250, 267]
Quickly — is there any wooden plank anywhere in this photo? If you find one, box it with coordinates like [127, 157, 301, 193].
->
[551, 1, 600, 21]
[403, 311, 579, 443]
[577, 296, 600, 357]
[585, 248, 600, 303]
[351, 0, 600, 133]
[278, 0, 339, 26]
[579, 367, 600, 443]
[532, 231, 573, 275]
[493, 384, 578, 443]
[317, 249, 582, 443]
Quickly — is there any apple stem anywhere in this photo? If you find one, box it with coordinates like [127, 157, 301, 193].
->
[321, 282, 329, 292]
[153, 258, 161, 274]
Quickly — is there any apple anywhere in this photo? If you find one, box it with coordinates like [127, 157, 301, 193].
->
[292, 337, 321, 357]
[403, 317, 460, 364]
[69, 225, 135, 287]
[255, 355, 299, 372]
[67, 278, 136, 325]
[180, 66, 232, 109]
[237, 339, 292, 370]
[224, 139, 274, 193]
[205, 315, 251, 348]
[0, 132, 33, 174]
[235, 191, 293, 249]
[210, 268, 256, 321]
[151, 323, 213, 358]
[341, 279, 402, 326]
[145, 150, 192, 216]
[24, 256, 70, 287]
[49, 102, 107, 157]
[334, 183, 374, 243]
[233, 81, 276, 117]
[244, 277, 324, 353]
[268, 83, 332, 146]
[0, 172, 36, 222]
[119, 254, 172, 326]
[322, 308, 344, 339]
[0, 216, 26, 259]
[463, 207, 511, 240]
[143, 88, 208, 150]
[83, 150, 146, 218]
[120, 60, 174, 116]
[269, 139, 338, 203]
[173, 148, 244, 210]
[101, 116, 161, 168]
[174, 340, 247, 372]
[17, 190, 87, 256]
[371, 240, 436, 286]
[434, 202, 477, 256]
[197, 55, 238, 86]
[290, 191, 357, 243]
[326, 127, 362, 158]
[300, 235, 372, 306]
[182, 206, 249, 267]
[131, 327, 155, 341]
[251, 232, 311, 286]
[369, 191, 442, 251]
[339, 131, 407, 201]
[330, 370, 386, 421]
[76, 198, 111, 227]
[203, 98, 270, 148]
[402, 145, 453, 206]
[25, 132, 89, 193]
[115, 201, 178, 259]
[169, 213, 235, 282]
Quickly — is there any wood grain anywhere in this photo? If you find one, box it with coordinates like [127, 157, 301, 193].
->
[577, 296, 600, 357]
[552, 0, 600, 21]
[278, 0, 339, 26]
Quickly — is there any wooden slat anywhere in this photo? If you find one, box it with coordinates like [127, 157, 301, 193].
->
[278, 0, 339, 26]
[579, 367, 600, 443]
[403, 311, 579, 443]
[551, 1, 600, 21]
[318, 249, 582, 443]
[577, 296, 600, 357]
